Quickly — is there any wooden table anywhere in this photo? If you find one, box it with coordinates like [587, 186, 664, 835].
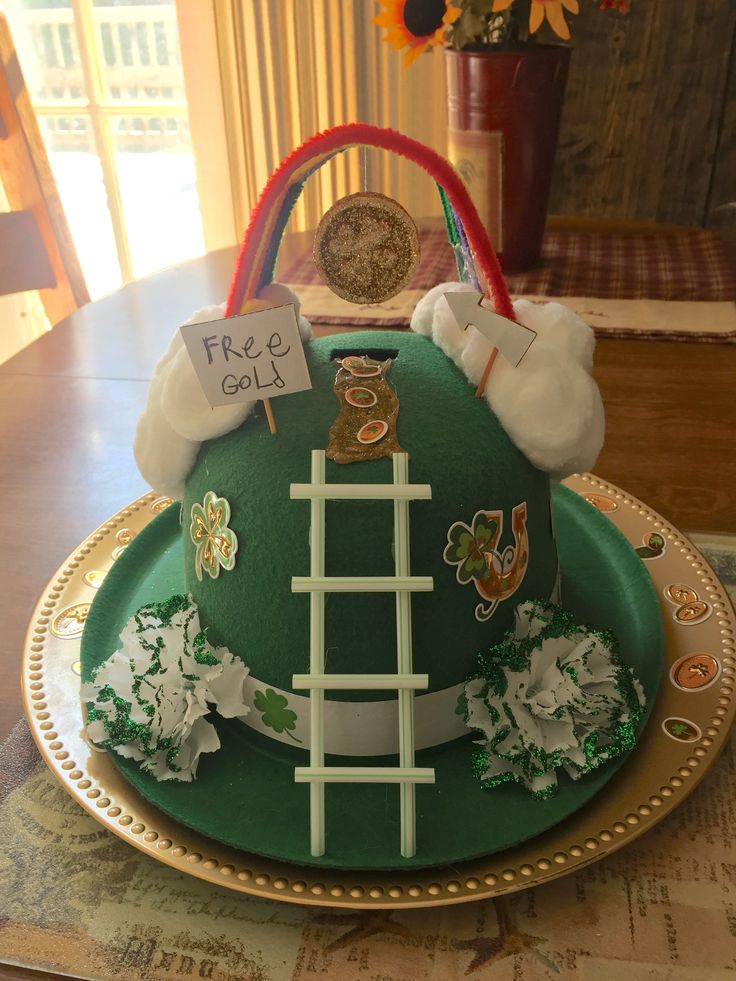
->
[1, 242, 735, 758]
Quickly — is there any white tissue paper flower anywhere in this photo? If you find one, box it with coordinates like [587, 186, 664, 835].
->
[410, 287, 604, 477]
[82, 594, 249, 781]
[462, 600, 645, 799]
[133, 285, 311, 498]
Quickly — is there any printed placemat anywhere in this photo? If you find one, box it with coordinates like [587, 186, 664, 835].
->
[0, 719, 734, 980]
[282, 228, 736, 341]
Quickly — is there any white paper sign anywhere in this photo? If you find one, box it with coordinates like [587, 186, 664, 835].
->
[180, 304, 312, 408]
[444, 290, 536, 366]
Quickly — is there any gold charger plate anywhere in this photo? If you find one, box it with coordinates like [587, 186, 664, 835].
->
[21, 475, 736, 909]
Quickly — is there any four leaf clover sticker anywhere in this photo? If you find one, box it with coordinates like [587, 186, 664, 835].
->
[443, 511, 500, 584]
[254, 688, 302, 743]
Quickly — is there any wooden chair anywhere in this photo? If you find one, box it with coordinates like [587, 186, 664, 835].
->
[0, 13, 89, 325]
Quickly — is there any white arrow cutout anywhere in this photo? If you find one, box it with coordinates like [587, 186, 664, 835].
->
[444, 291, 537, 367]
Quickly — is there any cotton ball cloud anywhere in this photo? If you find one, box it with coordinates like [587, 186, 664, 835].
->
[410, 281, 475, 366]
[133, 370, 199, 500]
[411, 285, 604, 477]
[160, 345, 255, 442]
[512, 298, 595, 372]
[134, 285, 310, 497]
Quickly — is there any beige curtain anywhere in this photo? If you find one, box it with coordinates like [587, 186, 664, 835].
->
[215, 0, 448, 239]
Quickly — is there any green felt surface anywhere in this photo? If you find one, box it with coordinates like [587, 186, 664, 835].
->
[81, 485, 664, 870]
[182, 331, 558, 700]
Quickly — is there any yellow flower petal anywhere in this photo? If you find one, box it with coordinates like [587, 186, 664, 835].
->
[529, 2, 545, 33]
[560, 0, 579, 13]
[444, 4, 463, 25]
[544, 1, 571, 39]
[492, 0, 514, 9]
[404, 44, 427, 67]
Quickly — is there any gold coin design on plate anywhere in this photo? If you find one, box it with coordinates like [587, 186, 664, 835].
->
[583, 494, 618, 513]
[151, 496, 174, 513]
[675, 601, 711, 624]
[116, 528, 135, 546]
[671, 653, 720, 690]
[665, 583, 698, 606]
[83, 569, 107, 589]
[51, 603, 91, 638]
[314, 192, 420, 305]
[662, 717, 701, 742]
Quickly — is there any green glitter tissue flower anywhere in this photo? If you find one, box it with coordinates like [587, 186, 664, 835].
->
[82, 595, 250, 781]
[463, 600, 646, 799]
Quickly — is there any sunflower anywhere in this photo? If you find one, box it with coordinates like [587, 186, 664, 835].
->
[492, 0, 579, 41]
[374, 0, 462, 68]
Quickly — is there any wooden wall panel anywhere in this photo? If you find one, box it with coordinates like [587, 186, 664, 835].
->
[549, 0, 736, 227]
[704, 26, 736, 234]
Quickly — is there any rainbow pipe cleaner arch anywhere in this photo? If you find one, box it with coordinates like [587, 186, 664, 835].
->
[224, 123, 515, 323]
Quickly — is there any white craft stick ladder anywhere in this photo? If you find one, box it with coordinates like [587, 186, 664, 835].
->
[290, 449, 435, 858]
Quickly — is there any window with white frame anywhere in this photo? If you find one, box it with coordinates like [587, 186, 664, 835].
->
[5, 0, 206, 298]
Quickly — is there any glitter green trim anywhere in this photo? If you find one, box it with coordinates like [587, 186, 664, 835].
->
[82, 594, 250, 782]
[463, 599, 646, 799]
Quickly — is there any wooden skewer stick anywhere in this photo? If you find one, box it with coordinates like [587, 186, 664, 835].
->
[475, 347, 499, 398]
[238, 296, 278, 435]
[263, 398, 277, 435]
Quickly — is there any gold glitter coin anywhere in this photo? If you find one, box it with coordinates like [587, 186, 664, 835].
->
[51, 603, 91, 638]
[314, 192, 420, 305]
[116, 527, 135, 546]
[671, 653, 720, 690]
[83, 569, 107, 589]
[583, 494, 618, 513]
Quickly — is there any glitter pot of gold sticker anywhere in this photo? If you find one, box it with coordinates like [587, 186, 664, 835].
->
[314, 192, 420, 305]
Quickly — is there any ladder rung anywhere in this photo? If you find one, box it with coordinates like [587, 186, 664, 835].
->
[292, 576, 434, 593]
[290, 482, 432, 501]
[292, 673, 429, 691]
[295, 766, 436, 785]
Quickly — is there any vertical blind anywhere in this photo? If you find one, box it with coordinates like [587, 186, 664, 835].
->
[215, 0, 449, 238]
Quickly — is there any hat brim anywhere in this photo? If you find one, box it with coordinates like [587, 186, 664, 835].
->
[81, 484, 663, 871]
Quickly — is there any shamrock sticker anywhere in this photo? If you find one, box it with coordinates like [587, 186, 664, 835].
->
[443, 511, 500, 584]
[189, 490, 238, 582]
[254, 688, 302, 743]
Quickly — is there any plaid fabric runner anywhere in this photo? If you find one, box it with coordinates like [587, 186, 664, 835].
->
[283, 227, 736, 302]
